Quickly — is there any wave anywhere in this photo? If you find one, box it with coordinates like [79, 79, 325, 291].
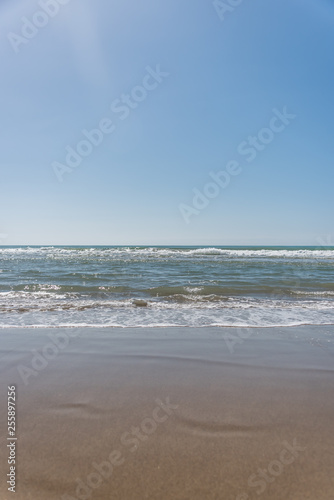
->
[1, 297, 334, 312]
[1, 294, 334, 329]
[1, 246, 334, 260]
[2, 284, 334, 300]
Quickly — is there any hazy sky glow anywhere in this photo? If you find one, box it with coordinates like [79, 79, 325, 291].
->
[1, 0, 333, 245]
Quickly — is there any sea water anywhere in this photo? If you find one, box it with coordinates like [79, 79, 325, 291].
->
[0, 246, 333, 328]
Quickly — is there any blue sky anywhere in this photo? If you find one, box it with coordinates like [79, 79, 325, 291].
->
[1, 0, 333, 245]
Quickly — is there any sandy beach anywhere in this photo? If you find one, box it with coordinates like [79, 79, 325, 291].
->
[2, 0, 334, 496]
[0, 326, 334, 499]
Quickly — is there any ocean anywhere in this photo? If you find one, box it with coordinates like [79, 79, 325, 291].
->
[0, 246, 334, 329]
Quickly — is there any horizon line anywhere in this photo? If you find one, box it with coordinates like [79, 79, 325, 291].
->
[0, 244, 333, 248]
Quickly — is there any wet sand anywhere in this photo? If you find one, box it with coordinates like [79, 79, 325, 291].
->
[0, 326, 334, 499]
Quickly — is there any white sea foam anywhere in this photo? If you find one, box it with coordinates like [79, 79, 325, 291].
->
[1, 295, 333, 328]
[0, 246, 334, 260]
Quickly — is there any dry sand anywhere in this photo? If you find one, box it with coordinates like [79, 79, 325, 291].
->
[0, 326, 334, 499]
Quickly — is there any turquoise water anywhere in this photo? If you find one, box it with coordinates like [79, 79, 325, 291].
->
[0, 246, 334, 328]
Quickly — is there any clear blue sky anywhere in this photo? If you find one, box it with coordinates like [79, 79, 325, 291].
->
[1, 0, 333, 245]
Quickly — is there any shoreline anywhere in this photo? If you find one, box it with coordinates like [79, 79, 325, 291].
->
[1, 326, 333, 499]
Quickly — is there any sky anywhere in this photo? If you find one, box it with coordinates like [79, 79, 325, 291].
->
[0, 0, 333, 246]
